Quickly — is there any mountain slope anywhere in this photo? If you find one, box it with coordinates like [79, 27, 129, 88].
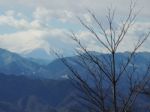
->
[22, 48, 54, 61]
[46, 52, 150, 79]
[0, 48, 50, 78]
[0, 48, 149, 80]
[0, 73, 76, 112]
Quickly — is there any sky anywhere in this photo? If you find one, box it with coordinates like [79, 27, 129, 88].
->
[0, 0, 149, 58]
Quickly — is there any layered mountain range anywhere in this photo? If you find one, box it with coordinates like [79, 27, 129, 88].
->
[0, 48, 150, 112]
[0, 48, 149, 79]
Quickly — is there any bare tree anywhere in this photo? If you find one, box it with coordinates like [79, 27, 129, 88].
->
[53, 1, 150, 112]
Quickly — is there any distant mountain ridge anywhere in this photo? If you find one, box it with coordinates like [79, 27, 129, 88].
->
[0, 48, 51, 78]
[0, 48, 150, 112]
[46, 51, 150, 79]
[0, 48, 150, 79]
[22, 48, 54, 61]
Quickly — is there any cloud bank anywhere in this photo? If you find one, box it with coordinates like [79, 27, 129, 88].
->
[0, 0, 149, 56]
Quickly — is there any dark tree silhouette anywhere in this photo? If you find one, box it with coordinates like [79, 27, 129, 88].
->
[53, 1, 150, 112]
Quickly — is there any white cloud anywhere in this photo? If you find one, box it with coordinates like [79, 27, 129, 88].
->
[0, 27, 73, 55]
[0, 11, 47, 30]
[0, 14, 29, 29]
[0, 30, 49, 53]
[130, 22, 150, 33]
[0, 0, 149, 56]
[74, 21, 150, 53]
[33, 7, 75, 23]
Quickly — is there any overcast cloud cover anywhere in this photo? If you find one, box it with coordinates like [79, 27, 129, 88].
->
[0, 0, 149, 57]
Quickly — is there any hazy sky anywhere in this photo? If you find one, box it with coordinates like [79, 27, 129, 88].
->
[0, 0, 149, 56]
